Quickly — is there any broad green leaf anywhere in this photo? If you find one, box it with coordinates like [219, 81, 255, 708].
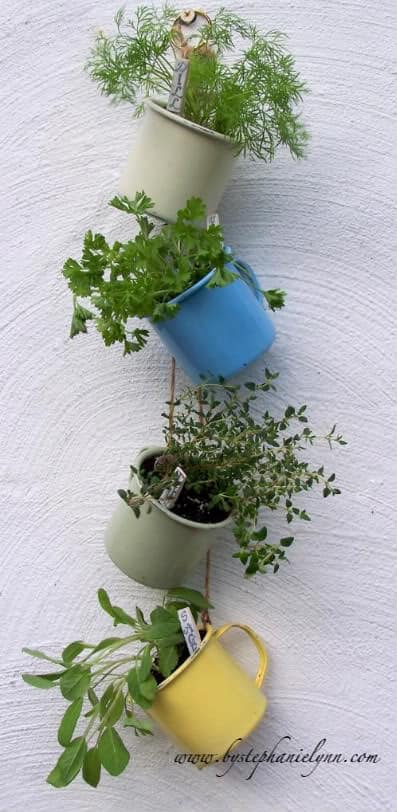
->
[92, 637, 125, 654]
[88, 687, 99, 706]
[166, 587, 213, 610]
[139, 675, 157, 703]
[111, 605, 136, 627]
[47, 737, 87, 787]
[138, 646, 152, 682]
[58, 697, 84, 747]
[98, 727, 130, 776]
[150, 606, 173, 625]
[103, 690, 125, 727]
[140, 620, 180, 642]
[123, 716, 153, 735]
[127, 668, 151, 710]
[97, 588, 115, 618]
[62, 641, 92, 665]
[46, 765, 65, 788]
[99, 683, 115, 718]
[158, 645, 179, 678]
[60, 665, 91, 701]
[97, 589, 136, 627]
[22, 647, 62, 665]
[22, 673, 59, 689]
[83, 747, 101, 787]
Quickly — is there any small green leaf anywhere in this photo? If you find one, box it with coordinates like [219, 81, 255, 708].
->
[62, 641, 91, 665]
[22, 673, 58, 689]
[98, 728, 130, 777]
[88, 687, 99, 706]
[123, 716, 153, 735]
[60, 665, 91, 701]
[158, 645, 179, 678]
[47, 737, 87, 787]
[280, 537, 294, 547]
[103, 690, 125, 727]
[166, 587, 213, 610]
[58, 697, 84, 747]
[252, 526, 267, 541]
[22, 647, 62, 665]
[138, 646, 152, 682]
[92, 637, 125, 654]
[97, 588, 114, 618]
[139, 675, 157, 703]
[83, 746, 101, 788]
[99, 683, 115, 718]
[46, 765, 65, 788]
[140, 620, 180, 642]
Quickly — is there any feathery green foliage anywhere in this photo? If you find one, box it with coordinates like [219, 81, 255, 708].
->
[63, 193, 285, 355]
[87, 6, 309, 160]
[121, 374, 346, 576]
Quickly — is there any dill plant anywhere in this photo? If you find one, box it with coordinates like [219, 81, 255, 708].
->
[87, 5, 309, 161]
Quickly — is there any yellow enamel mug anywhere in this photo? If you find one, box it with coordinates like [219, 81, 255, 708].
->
[148, 623, 268, 764]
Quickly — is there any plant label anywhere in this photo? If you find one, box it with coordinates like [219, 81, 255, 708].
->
[167, 59, 190, 115]
[206, 212, 220, 228]
[158, 466, 187, 510]
[177, 607, 202, 655]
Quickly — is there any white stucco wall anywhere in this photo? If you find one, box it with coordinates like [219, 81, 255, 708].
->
[1, 1, 395, 810]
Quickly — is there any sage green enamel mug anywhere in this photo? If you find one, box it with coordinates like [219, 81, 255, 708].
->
[105, 446, 231, 588]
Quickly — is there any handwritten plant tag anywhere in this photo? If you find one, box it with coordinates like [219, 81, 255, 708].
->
[206, 212, 220, 228]
[167, 58, 190, 115]
[177, 607, 202, 655]
[158, 466, 187, 510]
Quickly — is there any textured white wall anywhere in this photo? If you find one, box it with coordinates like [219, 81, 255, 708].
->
[1, 1, 395, 810]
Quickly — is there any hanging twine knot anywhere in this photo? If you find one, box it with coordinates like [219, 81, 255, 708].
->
[171, 9, 214, 59]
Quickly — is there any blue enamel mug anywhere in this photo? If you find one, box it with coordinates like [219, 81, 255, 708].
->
[152, 256, 275, 383]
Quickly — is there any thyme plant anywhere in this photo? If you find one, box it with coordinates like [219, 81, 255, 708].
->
[63, 193, 285, 354]
[120, 373, 346, 576]
[88, 5, 309, 161]
[22, 587, 210, 788]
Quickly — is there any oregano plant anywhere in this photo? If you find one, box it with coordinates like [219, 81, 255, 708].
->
[120, 372, 346, 576]
[63, 193, 285, 354]
[88, 5, 309, 161]
[22, 587, 211, 788]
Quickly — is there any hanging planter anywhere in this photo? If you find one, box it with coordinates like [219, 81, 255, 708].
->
[113, 376, 345, 579]
[105, 446, 231, 588]
[87, 6, 309, 222]
[152, 256, 275, 382]
[120, 99, 236, 223]
[63, 194, 284, 383]
[22, 587, 269, 787]
[148, 621, 267, 764]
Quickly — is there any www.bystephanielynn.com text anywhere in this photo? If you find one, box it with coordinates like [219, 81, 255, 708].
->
[173, 736, 381, 779]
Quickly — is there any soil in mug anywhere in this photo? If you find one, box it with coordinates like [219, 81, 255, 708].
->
[140, 453, 230, 525]
[152, 630, 207, 686]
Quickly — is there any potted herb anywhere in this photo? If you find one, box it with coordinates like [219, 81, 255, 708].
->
[88, 6, 309, 221]
[22, 587, 268, 787]
[106, 372, 346, 587]
[64, 194, 283, 383]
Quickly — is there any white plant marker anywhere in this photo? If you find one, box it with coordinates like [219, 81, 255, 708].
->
[167, 9, 212, 116]
[158, 466, 187, 510]
[167, 58, 190, 115]
[206, 212, 220, 228]
[177, 606, 202, 655]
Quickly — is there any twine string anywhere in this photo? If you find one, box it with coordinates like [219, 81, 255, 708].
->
[168, 359, 211, 626]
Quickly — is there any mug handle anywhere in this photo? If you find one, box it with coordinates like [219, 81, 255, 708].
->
[233, 259, 264, 303]
[224, 246, 263, 303]
[213, 623, 268, 688]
